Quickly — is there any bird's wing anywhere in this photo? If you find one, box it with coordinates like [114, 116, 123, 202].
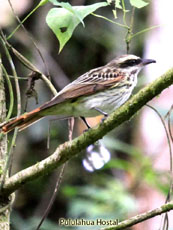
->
[40, 67, 125, 110]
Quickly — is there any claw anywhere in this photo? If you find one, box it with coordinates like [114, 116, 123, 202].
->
[101, 114, 108, 123]
[80, 117, 91, 129]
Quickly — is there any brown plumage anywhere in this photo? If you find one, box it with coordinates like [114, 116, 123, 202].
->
[0, 54, 156, 133]
[2, 108, 41, 133]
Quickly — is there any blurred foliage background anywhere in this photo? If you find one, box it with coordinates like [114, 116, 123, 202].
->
[0, 0, 172, 230]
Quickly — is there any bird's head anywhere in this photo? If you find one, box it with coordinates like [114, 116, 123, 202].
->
[107, 54, 156, 74]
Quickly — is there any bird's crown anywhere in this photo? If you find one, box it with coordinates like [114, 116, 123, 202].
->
[107, 54, 155, 71]
[107, 54, 142, 68]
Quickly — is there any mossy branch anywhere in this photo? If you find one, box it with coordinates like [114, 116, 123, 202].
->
[1, 68, 173, 196]
[101, 201, 173, 230]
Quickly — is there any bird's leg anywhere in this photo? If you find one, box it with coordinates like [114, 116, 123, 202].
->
[93, 107, 108, 122]
[80, 117, 91, 130]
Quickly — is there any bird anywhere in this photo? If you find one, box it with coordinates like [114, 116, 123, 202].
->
[1, 54, 156, 133]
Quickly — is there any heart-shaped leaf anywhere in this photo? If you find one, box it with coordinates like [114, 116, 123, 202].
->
[46, 2, 108, 52]
[115, 0, 122, 9]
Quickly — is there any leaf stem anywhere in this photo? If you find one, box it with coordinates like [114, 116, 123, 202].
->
[91, 13, 128, 29]
[121, 0, 127, 26]
[131, 25, 160, 39]
[7, 2, 42, 40]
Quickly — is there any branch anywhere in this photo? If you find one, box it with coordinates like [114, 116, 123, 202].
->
[0, 33, 58, 96]
[1, 68, 173, 196]
[101, 201, 173, 230]
[0, 55, 11, 229]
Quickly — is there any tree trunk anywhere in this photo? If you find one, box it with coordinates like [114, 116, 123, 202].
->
[0, 58, 10, 229]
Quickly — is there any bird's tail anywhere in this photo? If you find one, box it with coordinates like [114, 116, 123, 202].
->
[1, 108, 42, 133]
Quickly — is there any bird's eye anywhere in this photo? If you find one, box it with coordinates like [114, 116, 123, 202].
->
[126, 59, 141, 66]
[120, 59, 141, 68]
[128, 60, 136, 65]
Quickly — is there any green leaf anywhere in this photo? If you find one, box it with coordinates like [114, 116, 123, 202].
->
[115, 0, 122, 9]
[52, 1, 85, 26]
[129, 0, 148, 8]
[106, 0, 113, 4]
[46, 2, 108, 52]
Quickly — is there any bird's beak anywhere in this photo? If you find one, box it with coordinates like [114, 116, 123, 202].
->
[141, 59, 156, 66]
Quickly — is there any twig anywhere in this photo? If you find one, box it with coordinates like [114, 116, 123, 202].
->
[0, 34, 21, 117]
[35, 164, 67, 230]
[1, 33, 57, 96]
[130, 7, 135, 30]
[91, 13, 128, 28]
[131, 25, 160, 39]
[36, 118, 74, 230]
[8, 0, 50, 78]
[0, 34, 21, 189]
[146, 105, 173, 172]
[1, 64, 14, 120]
[146, 104, 173, 230]
[7, 0, 45, 40]
[167, 105, 173, 143]
[121, 0, 128, 27]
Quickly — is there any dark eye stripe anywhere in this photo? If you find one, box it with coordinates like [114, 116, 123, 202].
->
[120, 58, 141, 68]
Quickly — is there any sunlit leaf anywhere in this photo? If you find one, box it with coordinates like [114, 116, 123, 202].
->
[129, 0, 148, 8]
[115, 0, 122, 9]
[107, 0, 113, 4]
[49, 1, 85, 26]
[46, 2, 108, 52]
